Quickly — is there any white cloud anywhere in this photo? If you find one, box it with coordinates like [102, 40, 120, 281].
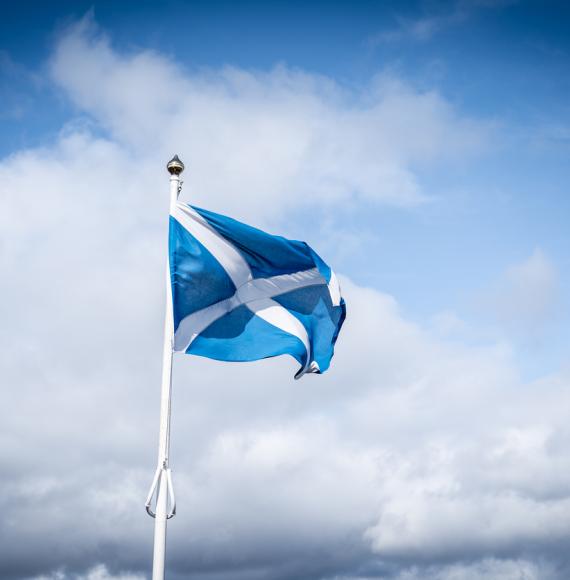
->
[47, 16, 488, 223]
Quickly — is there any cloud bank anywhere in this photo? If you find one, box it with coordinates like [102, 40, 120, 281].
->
[0, 16, 568, 580]
[48, 17, 488, 222]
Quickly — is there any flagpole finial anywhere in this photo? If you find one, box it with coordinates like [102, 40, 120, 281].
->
[167, 155, 184, 175]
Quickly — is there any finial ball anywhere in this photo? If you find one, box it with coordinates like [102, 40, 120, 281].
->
[167, 155, 185, 175]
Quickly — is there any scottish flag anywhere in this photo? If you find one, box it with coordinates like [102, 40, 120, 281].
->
[169, 202, 346, 378]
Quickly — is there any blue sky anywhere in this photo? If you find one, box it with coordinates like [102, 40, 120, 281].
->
[1, 2, 570, 579]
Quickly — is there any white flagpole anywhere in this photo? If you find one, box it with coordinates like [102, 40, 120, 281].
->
[146, 155, 185, 580]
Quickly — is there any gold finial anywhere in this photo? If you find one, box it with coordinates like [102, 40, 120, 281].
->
[166, 155, 185, 175]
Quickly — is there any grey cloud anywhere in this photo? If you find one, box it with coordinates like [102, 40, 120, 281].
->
[30, 565, 145, 580]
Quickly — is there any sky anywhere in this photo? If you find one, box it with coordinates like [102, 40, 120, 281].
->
[1, 1, 570, 579]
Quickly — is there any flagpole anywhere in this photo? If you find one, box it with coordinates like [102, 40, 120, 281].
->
[146, 155, 185, 580]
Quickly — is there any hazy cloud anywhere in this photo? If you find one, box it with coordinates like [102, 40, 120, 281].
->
[370, 0, 518, 44]
[485, 248, 559, 340]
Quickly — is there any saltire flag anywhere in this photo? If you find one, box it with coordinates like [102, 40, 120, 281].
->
[169, 202, 346, 379]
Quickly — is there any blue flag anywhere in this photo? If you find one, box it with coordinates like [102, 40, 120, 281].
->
[169, 203, 346, 378]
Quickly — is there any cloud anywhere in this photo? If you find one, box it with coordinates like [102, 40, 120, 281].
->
[389, 558, 557, 580]
[370, 0, 518, 44]
[484, 248, 559, 339]
[1, 15, 569, 580]
[47, 16, 488, 223]
[0, 51, 44, 121]
[30, 565, 145, 580]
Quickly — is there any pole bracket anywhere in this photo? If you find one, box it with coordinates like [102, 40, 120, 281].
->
[145, 466, 177, 519]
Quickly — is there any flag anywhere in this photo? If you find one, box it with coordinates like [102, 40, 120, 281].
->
[169, 202, 346, 378]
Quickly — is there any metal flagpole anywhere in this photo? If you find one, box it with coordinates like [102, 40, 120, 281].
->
[145, 155, 185, 580]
